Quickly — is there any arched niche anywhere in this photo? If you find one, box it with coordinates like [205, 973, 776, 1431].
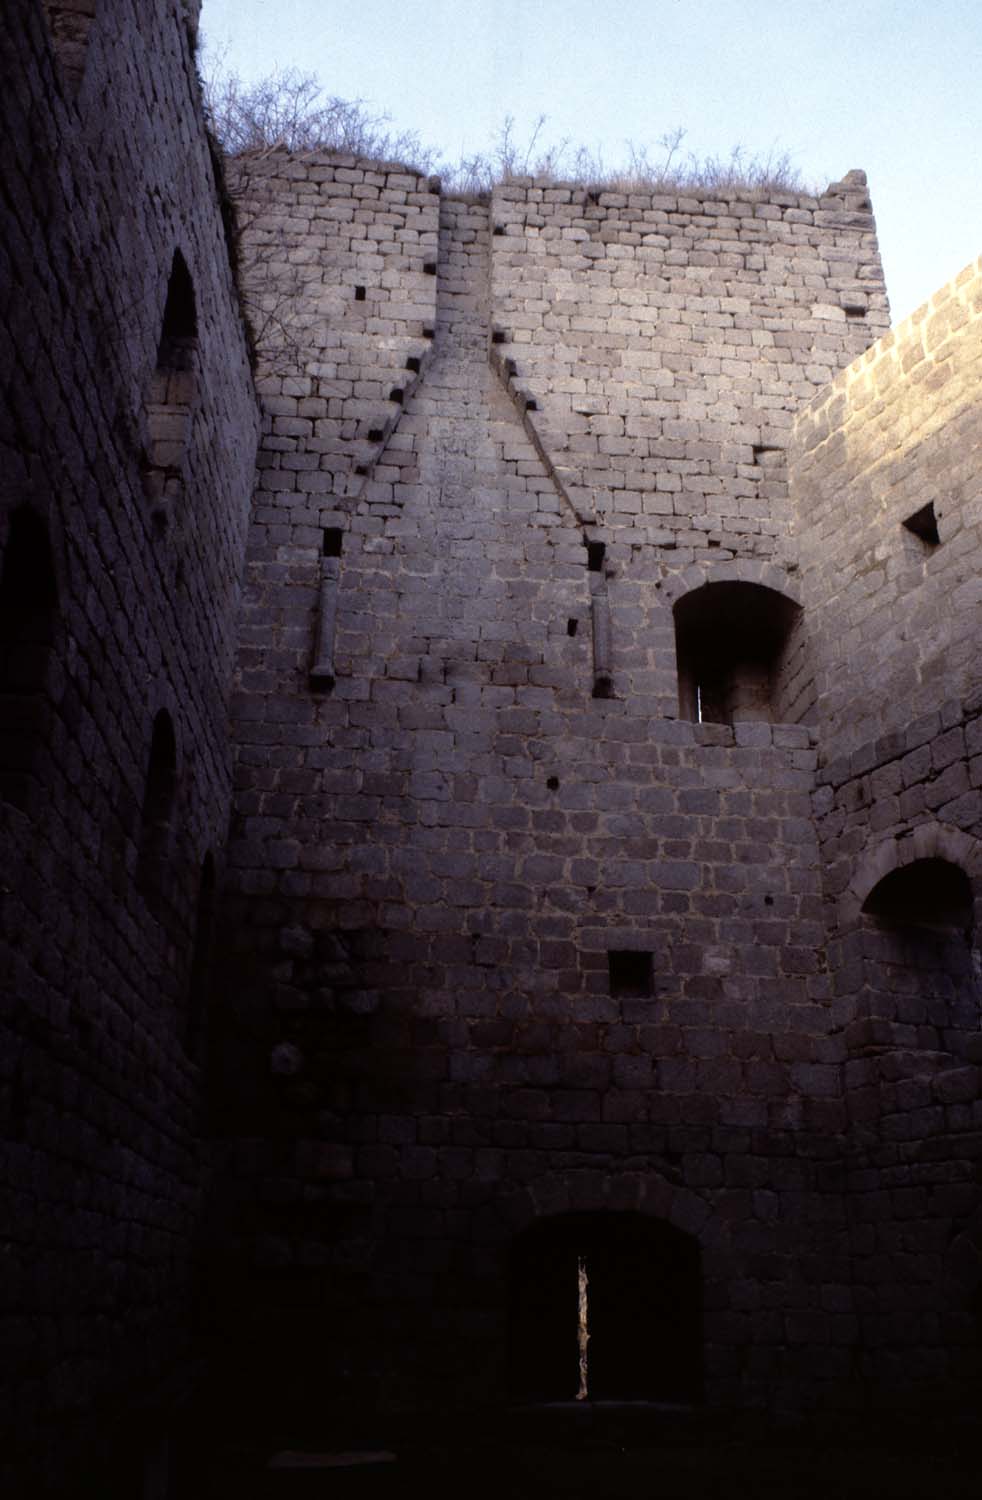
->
[41, 2, 98, 95]
[143, 251, 198, 522]
[860, 856, 978, 1051]
[673, 580, 803, 725]
[0, 507, 59, 809]
[508, 1212, 703, 1404]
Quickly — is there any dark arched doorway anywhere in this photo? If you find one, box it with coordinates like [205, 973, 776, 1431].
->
[508, 1212, 703, 1404]
[861, 856, 977, 1051]
[673, 580, 803, 724]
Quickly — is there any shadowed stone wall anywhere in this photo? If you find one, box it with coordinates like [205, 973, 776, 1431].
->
[3, 13, 982, 1481]
[208, 161, 899, 1433]
[791, 269, 982, 1412]
[0, 2, 257, 1492]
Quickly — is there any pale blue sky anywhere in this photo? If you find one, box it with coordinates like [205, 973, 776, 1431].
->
[200, 0, 982, 324]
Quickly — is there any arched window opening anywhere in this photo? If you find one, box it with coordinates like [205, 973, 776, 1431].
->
[862, 858, 972, 929]
[143, 252, 198, 520]
[0, 508, 58, 809]
[41, 2, 98, 94]
[186, 853, 216, 1062]
[673, 581, 802, 726]
[508, 1213, 703, 1404]
[138, 710, 177, 897]
[861, 858, 977, 1054]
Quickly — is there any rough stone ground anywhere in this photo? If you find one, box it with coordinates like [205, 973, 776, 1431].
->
[194, 1431, 982, 1499]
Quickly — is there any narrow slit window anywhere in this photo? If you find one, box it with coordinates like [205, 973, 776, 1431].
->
[323, 528, 343, 557]
[586, 541, 605, 572]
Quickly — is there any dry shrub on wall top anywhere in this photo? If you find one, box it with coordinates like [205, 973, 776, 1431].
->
[203, 65, 436, 168]
[202, 65, 812, 198]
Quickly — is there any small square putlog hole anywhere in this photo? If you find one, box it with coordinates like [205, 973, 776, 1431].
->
[608, 950, 653, 997]
[903, 501, 940, 547]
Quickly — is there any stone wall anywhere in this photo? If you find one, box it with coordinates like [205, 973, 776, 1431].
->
[790, 265, 982, 1413]
[0, 2, 257, 1491]
[210, 165, 895, 1433]
[791, 258, 982, 761]
[5, 13, 982, 1474]
[484, 173, 887, 712]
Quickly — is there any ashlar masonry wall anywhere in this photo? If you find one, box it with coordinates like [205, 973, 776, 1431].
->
[0, 2, 258, 1491]
[211, 160, 891, 1434]
[791, 264, 982, 1412]
[487, 173, 888, 712]
[792, 257, 982, 762]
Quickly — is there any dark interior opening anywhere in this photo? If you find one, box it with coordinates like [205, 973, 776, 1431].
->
[139, 709, 178, 894]
[903, 501, 940, 547]
[186, 852, 216, 1063]
[673, 580, 801, 725]
[157, 251, 197, 360]
[608, 950, 653, 997]
[323, 528, 343, 557]
[354, 285, 366, 301]
[508, 1212, 703, 1404]
[586, 541, 605, 572]
[862, 858, 972, 930]
[860, 858, 977, 1056]
[144, 251, 198, 512]
[0, 508, 58, 809]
